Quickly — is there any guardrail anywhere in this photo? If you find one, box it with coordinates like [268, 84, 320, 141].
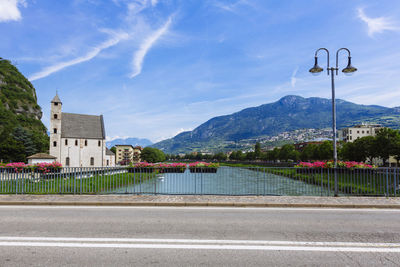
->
[0, 167, 398, 196]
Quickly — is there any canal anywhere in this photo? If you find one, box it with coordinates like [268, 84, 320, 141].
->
[112, 166, 335, 196]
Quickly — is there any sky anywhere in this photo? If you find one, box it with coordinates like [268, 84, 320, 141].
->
[1, 0, 400, 143]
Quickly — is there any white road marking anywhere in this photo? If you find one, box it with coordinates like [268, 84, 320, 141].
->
[0, 237, 398, 247]
[0, 205, 398, 212]
[0, 241, 399, 252]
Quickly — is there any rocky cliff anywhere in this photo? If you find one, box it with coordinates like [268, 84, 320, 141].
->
[0, 58, 49, 162]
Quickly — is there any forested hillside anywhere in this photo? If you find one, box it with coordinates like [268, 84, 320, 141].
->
[0, 58, 48, 162]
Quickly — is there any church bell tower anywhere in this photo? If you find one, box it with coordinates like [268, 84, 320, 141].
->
[49, 93, 62, 161]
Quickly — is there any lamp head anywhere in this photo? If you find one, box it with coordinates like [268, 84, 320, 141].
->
[309, 57, 323, 75]
[342, 56, 357, 75]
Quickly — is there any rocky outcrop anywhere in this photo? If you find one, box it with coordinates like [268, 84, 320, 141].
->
[0, 57, 49, 162]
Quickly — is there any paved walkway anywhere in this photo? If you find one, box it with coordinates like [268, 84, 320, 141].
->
[0, 195, 399, 208]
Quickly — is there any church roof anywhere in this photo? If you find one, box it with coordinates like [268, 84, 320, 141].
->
[61, 113, 105, 139]
[51, 94, 62, 103]
[27, 153, 57, 159]
[106, 148, 115, 156]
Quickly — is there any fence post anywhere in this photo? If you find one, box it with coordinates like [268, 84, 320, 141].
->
[386, 168, 389, 197]
[263, 168, 266, 196]
[334, 168, 338, 197]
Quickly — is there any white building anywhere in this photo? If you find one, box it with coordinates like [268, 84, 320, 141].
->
[49, 94, 115, 167]
[338, 124, 382, 142]
[27, 153, 56, 165]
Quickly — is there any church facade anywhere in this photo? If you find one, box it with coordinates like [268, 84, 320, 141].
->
[49, 94, 115, 167]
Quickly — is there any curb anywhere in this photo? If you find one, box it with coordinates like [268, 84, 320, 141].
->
[0, 201, 399, 209]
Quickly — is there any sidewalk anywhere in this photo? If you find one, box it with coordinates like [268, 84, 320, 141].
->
[0, 195, 399, 208]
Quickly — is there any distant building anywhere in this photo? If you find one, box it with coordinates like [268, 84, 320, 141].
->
[27, 153, 56, 165]
[338, 124, 382, 142]
[115, 145, 142, 164]
[49, 94, 113, 167]
[105, 148, 115, 167]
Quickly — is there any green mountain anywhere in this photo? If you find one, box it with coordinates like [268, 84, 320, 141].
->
[153, 95, 400, 154]
[0, 58, 49, 162]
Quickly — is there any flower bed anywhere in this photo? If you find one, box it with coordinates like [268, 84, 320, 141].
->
[188, 162, 219, 173]
[3, 162, 27, 173]
[0, 162, 63, 174]
[295, 161, 376, 174]
[33, 162, 63, 174]
[156, 163, 187, 173]
[127, 162, 156, 173]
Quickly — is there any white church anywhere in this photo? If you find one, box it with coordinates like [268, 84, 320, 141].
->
[49, 94, 115, 167]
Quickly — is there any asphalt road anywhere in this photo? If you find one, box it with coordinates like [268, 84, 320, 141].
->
[0, 206, 400, 266]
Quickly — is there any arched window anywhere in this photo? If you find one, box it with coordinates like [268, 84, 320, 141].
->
[53, 141, 57, 147]
[54, 114, 58, 119]
[66, 157, 70, 166]
[85, 140, 88, 146]
[65, 139, 68, 145]
[98, 140, 101, 147]
[75, 140, 78, 146]
[54, 102, 58, 106]
[107, 160, 109, 166]
[53, 128, 57, 134]
[90, 157, 94, 166]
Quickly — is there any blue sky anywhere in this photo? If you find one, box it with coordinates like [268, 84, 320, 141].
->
[1, 0, 400, 142]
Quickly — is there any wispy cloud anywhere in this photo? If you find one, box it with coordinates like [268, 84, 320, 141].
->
[130, 15, 173, 78]
[291, 66, 298, 88]
[357, 7, 399, 37]
[213, 0, 255, 13]
[151, 0, 158, 7]
[29, 32, 129, 81]
[0, 0, 26, 22]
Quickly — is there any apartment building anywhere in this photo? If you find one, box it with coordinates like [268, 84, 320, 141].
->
[115, 145, 142, 164]
[338, 124, 382, 142]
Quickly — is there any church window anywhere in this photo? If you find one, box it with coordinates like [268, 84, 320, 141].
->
[54, 114, 58, 119]
[107, 160, 109, 166]
[75, 140, 78, 146]
[65, 139, 68, 146]
[66, 157, 70, 166]
[90, 157, 94, 166]
[53, 128, 57, 134]
[54, 102, 58, 106]
[98, 140, 101, 147]
[53, 141, 57, 147]
[85, 140, 88, 146]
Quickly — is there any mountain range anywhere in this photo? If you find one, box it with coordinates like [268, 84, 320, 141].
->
[106, 137, 153, 148]
[152, 95, 400, 154]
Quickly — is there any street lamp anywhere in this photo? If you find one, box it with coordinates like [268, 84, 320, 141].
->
[310, 48, 357, 196]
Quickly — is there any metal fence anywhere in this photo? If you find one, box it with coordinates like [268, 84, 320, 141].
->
[0, 166, 399, 196]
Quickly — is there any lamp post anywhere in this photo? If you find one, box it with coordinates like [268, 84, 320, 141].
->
[309, 48, 357, 196]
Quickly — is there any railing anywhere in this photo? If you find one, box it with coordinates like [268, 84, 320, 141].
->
[0, 166, 398, 196]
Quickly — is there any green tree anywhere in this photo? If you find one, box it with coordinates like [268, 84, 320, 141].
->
[213, 152, 227, 161]
[278, 144, 296, 161]
[317, 141, 333, 160]
[140, 147, 166, 163]
[300, 144, 319, 161]
[110, 146, 116, 154]
[374, 128, 400, 165]
[254, 142, 261, 159]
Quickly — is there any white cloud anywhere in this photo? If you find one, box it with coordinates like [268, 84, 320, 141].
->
[130, 16, 173, 78]
[151, 0, 158, 7]
[290, 66, 298, 88]
[0, 0, 26, 22]
[29, 32, 129, 81]
[213, 0, 255, 14]
[357, 7, 399, 37]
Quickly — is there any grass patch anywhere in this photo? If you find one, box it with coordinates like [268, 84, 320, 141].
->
[0, 171, 156, 194]
[265, 168, 399, 196]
